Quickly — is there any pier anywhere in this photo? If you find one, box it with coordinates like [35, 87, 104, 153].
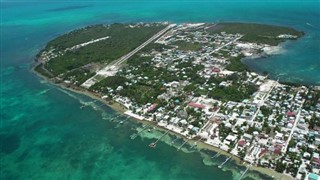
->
[130, 124, 151, 140]
[114, 116, 130, 128]
[95, 102, 105, 108]
[118, 116, 130, 125]
[218, 156, 232, 168]
[110, 115, 122, 121]
[80, 100, 97, 109]
[190, 137, 203, 149]
[171, 137, 180, 145]
[177, 139, 189, 151]
[149, 129, 170, 148]
[239, 163, 252, 180]
[211, 152, 220, 159]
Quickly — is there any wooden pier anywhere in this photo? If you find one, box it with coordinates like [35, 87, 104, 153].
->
[218, 156, 232, 168]
[190, 137, 203, 149]
[149, 129, 170, 148]
[177, 139, 188, 151]
[239, 164, 251, 180]
[130, 124, 151, 140]
[171, 137, 180, 145]
[80, 101, 97, 109]
[110, 115, 122, 121]
[211, 151, 220, 158]
[117, 116, 130, 125]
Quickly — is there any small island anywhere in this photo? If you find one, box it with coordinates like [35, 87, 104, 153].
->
[34, 22, 320, 180]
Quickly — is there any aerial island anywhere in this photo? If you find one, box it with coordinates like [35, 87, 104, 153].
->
[34, 22, 320, 179]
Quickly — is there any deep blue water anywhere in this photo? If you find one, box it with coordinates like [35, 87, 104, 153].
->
[1, 0, 319, 179]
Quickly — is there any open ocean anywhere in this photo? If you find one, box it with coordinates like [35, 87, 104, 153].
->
[1, 0, 319, 179]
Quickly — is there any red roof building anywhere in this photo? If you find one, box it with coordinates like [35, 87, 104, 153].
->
[313, 157, 320, 164]
[238, 140, 246, 147]
[274, 148, 282, 155]
[212, 67, 221, 73]
[147, 104, 158, 112]
[259, 148, 268, 157]
[188, 102, 205, 109]
[287, 111, 296, 117]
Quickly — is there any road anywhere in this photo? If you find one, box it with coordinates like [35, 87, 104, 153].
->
[282, 98, 305, 152]
[113, 24, 176, 66]
[210, 35, 243, 55]
[250, 80, 278, 124]
[81, 24, 175, 88]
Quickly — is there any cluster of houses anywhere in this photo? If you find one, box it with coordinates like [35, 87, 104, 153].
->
[40, 22, 319, 179]
[100, 24, 320, 179]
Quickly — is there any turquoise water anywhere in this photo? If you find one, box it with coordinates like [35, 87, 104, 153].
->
[1, 1, 319, 179]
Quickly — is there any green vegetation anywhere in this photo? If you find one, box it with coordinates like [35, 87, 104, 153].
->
[46, 25, 113, 50]
[225, 55, 249, 72]
[119, 83, 165, 104]
[307, 115, 320, 130]
[34, 64, 54, 78]
[126, 55, 153, 67]
[303, 91, 320, 111]
[208, 23, 304, 46]
[218, 123, 232, 140]
[42, 23, 165, 75]
[208, 83, 257, 102]
[260, 106, 272, 117]
[275, 159, 287, 173]
[172, 40, 202, 51]
[62, 68, 95, 85]
[90, 76, 128, 93]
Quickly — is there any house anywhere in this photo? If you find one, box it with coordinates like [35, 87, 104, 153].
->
[147, 104, 158, 112]
[287, 111, 296, 117]
[212, 67, 221, 73]
[308, 173, 320, 180]
[259, 148, 268, 157]
[226, 135, 237, 142]
[188, 102, 205, 109]
[243, 133, 253, 141]
[238, 140, 246, 147]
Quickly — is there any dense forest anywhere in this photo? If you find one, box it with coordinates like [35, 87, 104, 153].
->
[42, 23, 166, 75]
[207, 23, 304, 46]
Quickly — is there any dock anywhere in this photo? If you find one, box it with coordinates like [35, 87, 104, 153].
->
[218, 156, 232, 168]
[211, 153, 220, 158]
[80, 101, 97, 109]
[177, 139, 189, 151]
[110, 115, 122, 121]
[130, 124, 151, 140]
[149, 129, 170, 148]
[171, 137, 180, 145]
[211, 151, 220, 158]
[239, 164, 251, 180]
[190, 137, 203, 149]
[117, 116, 130, 125]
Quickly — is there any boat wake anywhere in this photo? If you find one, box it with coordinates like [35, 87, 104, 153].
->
[37, 88, 50, 95]
[306, 22, 320, 30]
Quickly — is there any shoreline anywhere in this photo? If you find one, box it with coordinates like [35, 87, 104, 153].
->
[31, 66, 293, 180]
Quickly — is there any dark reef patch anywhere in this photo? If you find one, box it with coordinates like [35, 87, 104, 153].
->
[0, 133, 20, 154]
[46, 5, 92, 12]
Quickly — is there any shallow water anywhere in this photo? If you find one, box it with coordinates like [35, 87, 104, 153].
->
[1, 1, 319, 179]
